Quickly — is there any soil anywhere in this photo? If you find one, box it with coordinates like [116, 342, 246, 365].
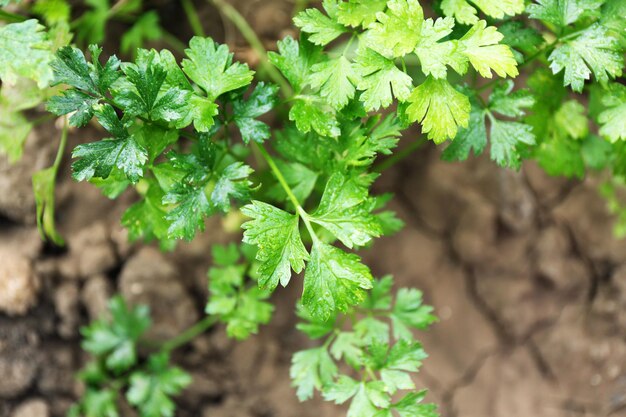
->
[1, 1, 626, 416]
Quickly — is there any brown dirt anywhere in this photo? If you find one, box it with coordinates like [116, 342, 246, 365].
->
[2, 1, 626, 416]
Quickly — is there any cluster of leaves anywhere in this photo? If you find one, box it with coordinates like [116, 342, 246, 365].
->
[283, 0, 520, 147]
[206, 243, 274, 340]
[291, 275, 438, 417]
[3, 0, 626, 416]
[70, 297, 191, 417]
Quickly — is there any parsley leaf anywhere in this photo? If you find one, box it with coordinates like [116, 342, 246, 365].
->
[81, 296, 151, 373]
[310, 174, 381, 248]
[291, 347, 338, 401]
[232, 82, 279, 144]
[303, 241, 373, 321]
[459, 20, 519, 79]
[268, 35, 323, 93]
[548, 23, 624, 92]
[442, 0, 525, 24]
[599, 83, 626, 142]
[294, 0, 347, 46]
[182, 36, 254, 99]
[309, 56, 359, 110]
[241, 201, 309, 291]
[406, 76, 471, 143]
[365, 0, 424, 57]
[527, 0, 605, 27]
[354, 48, 413, 111]
[0, 19, 53, 88]
[336, 0, 387, 28]
[126, 352, 192, 417]
[415, 18, 467, 79]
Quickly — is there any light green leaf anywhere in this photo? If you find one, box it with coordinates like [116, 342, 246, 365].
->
[459, 20, 519, 79]
[548, 23, 624, 92]
[365, 0, 424, 57]
[354, 48, 413, 111]
[182, 36, 254, 99]
[406, 76, 471, 144]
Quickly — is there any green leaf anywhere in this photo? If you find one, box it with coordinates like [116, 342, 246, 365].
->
[548, 23, 624, 92]
[406, 76, 471, 144]
[415, 18, 467, 80]
[303, 241, 373, 321]
[459, 20, 519, 79]
[0, 19, 53, 88]
[442, 0, 525, 24]
[206, 254, 274, 340]
[232, 82, 279, 143]
[182, 36, 254, 99]
[122, 183, 175, 251]
[394, 391, 438, 417]
[211, 162, 254, 212]
[47, 90, 99, 127]
[310, 174, 381, 248]
[391, 289, 437, 340]
[336, 0, 387, 27]
[72, 136, 148, 183]
[51, 45, 121, 95]
[599, 83, 626, 142]
[294, 0, 347, 46]
[365, 0, 424, 57]
[33, 166, 64, 246]
[80, 389, 119, 417]
[330, 331, 364, 367]
[488, 117, 536, 169]
[81, 296, 151, 373]
[309, 56, 359, 110]
[126, 353, 192, 417]
[268, 35, 324, 93]
[290, 97, 341, 137]
[488, 80, 535, 117]
[241, 201, 309, 290]
[354, 48, 413, 111]
[528, 0, 605, 27]
[324, 375, 360, 404]
[291, 347, 338, 401]
[72, 105, 148, 183]
[441, 101, 487, 162]
[498, 21, 544, 63]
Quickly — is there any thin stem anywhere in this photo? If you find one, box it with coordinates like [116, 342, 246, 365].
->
[107, 0, 132, 18]
[255, 143, 301, 210]
[52, 117, 69, 173]
[161, 315, 219, 352]
[182, 0, 206, 37]
[0, 8, 27, 22]
[255, 143, 318, 241]
[373, 138, 427, 173]
[208, 0, 293, 97]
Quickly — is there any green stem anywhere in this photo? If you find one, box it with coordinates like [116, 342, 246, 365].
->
[52, 118, 69, 174]
[373, 138, 427, 173]
[208, 0, 293, 97]
[161, 315, 219, 352]
[107, 0, 132, 18]
[0, 8, 27, 22]
[182, 0, 206, 37]
[255, 143, 318, 241]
